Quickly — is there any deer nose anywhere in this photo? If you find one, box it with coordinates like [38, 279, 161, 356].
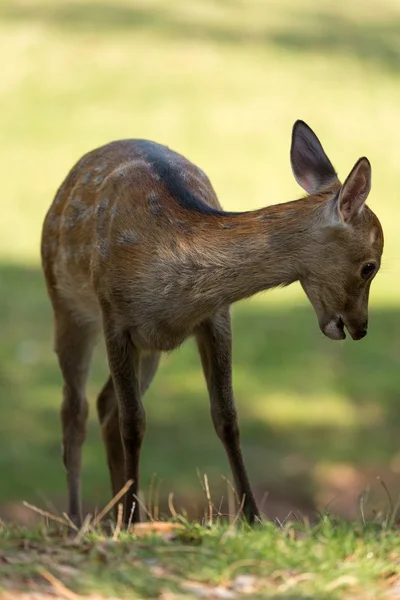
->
[361, 319, 368, 337]
[352, 320, 368, 340]
[358, 328, 368, 340]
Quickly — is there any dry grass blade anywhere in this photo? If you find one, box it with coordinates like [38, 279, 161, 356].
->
[281, 511, 300, 526]
[92, 479, 133, 527]
[358, 491, 366, 526]
[221, 494, 246, 542]
[62, 512, 79, 532]
[132, 493, 154, 522]
[74, 513, 92, 543]
[22, 501, 70, 527]
[379, 477, 396, 527]
[221, 476, 240, 503]
[204, 474, 213, 524]
[112, 503, 123, 541]
[216, 496, 224, 518]
[39, 567, 79, 600]
[127, 501, 136, 530]
[196, 469, 206, 495]
[168, 492, 178, 519]
[231, 494, 246, 527]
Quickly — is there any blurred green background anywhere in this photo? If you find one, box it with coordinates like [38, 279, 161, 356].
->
[1, 0, 400, 523]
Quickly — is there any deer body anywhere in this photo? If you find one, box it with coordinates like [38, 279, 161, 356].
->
[41, 122, 383, 526]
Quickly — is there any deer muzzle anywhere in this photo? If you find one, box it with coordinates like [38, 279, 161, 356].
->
[322, 316, 346, 340]
[344, 317, 368, 341]
[322, 316, 368, 341]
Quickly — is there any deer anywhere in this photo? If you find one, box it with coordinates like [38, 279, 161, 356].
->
[41, 120, 383, 528]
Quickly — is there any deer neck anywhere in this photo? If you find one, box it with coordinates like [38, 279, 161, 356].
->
[177, 198, 321, 314]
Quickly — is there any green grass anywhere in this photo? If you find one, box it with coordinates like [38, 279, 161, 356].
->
[1, 0, 400, 524]
[2, 518, 400, 599]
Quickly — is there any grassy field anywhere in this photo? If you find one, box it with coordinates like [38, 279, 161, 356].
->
[1, 0, 400, 530]
[2, 517, 400, 599]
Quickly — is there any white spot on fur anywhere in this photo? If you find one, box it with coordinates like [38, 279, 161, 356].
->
[62, 215, 76, 229]
[118, 229, 138, 244]
[81, 173, 91, 184]
[85, 205, 95, 219]
[97, 198, 109, 211]
[97, 238, 108, 259]
[148, 191, 162, 216]
[196, 185, 209, 198]
[180, 170, 189, 182]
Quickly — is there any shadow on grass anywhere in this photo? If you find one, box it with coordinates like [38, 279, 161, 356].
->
[1, 1, 399, 71]
[1, 262, 400, 523]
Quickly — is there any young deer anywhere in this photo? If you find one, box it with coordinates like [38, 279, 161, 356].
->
[41, 120, 383, 527]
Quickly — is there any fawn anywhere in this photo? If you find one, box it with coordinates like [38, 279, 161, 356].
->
[41, 120, 383, 527]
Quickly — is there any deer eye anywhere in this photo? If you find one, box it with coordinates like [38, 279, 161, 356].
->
[361, 263, 376, 279]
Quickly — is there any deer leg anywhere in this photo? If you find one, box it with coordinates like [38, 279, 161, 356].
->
[196, 309, 260, 524]
[97, 376, 125, 499]
[97, 352, 160, 504]
[55, 311, 96, 527]
[140, 351, 161, 395]
[102, 321, 147, 526]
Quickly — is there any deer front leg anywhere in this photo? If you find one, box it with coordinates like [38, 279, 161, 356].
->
[103, 322, 145, 526]
[97, 376, 125, 499]
[196, 309, 261, 524]
[97, 353, 161, 507]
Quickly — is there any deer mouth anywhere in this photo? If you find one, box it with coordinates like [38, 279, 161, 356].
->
[322, 316, 346, 340]
[344, 319, 368, 341]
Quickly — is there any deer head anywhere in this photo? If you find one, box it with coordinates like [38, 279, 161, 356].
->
[290, 120, 384, 341]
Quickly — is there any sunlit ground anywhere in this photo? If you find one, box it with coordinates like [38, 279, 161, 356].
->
[1, 0, 400, 522]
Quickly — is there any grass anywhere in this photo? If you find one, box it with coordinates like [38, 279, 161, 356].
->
[1, 0, 400, 531]
[2, 515, 400, 599]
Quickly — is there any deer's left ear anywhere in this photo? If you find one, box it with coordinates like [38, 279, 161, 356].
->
[338, 157, 371, 224]
[290, 120, 339, 194]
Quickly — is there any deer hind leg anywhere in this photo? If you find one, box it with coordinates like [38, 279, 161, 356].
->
[97, 352, 160, 504]
[195, 309, 260, 524]
[54, 309, 96, 527]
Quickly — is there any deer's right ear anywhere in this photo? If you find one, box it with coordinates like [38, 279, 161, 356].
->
[337, 157, 371, 224]
[290, 120, 339, 194]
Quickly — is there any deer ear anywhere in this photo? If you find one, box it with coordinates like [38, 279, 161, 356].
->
[338, 157, 371, 224]
[290, 120, 339, 194]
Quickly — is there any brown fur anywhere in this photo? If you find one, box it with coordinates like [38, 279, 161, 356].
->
[41, 122, 383, 526]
